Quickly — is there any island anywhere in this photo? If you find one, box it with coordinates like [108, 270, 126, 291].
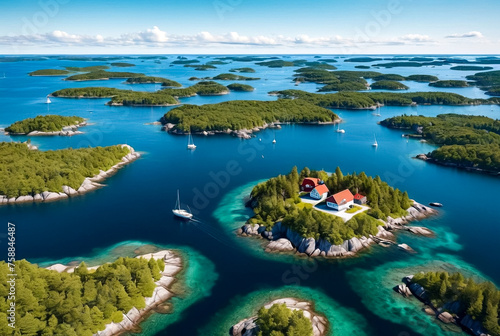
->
[231, 299, 328, 336]
[450, 66, 493, 71]
[227, 83, 255, 92]
[372, 74, 406, 81]
[294, 69, 378, 92]
[467, 70, 500, 96]
[110, 62, 135, 67]
[0, 250, 183, 336]
[345, 57, 383, 62]
[405, 74, 439, 82]
[212, 73, 260, 81]
[380, 114, 500, 174]
[372, 61, 447, 68]
[184, 64, 217, 70]
[170, 59, 199, 65]
[124, 76, 182, 87]
[370, 80, 409, 90]
[65, 65, 110, 71]
[29, 69, 70, 76]
[215, 56, 278, 62]
[255, 60, 296, 67]
[395, 271, 500, 336]
[429, 80, 469, 88]
[239, 166, 435, 258]
[355, 65, 371, 69]
[161, 99, 339, 136]
[51, 82, 231, 106]
[4, 115, 86, 136]
[229, 67, 256, 73]
[318, 81, 367, 92]
[65, 70, 146, 81]
[0, 142, 140, 204]
[207, 60, 229, 65]
[270, 89, 500, 109]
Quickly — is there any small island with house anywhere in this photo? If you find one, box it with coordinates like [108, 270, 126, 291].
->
[240, 167, 435, 258]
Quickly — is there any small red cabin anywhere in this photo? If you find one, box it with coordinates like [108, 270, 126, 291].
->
[301, 177, 320, 192]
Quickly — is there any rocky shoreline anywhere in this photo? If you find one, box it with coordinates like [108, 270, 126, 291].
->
[415, 153, 500, 176]
[230, 298, 328, 336]
[395, 276, 491, 336]
[46, 250, 183, 336]
[161, 119, 340, 139]
[238, 201, 436, 258]
[0, 144, 140, 205]
[5, 121, 88, 136]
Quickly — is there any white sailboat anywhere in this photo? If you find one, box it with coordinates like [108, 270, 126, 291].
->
[372, 134, 378, 147]
[172, 190, 193, 219]
[272, 130, 276, 144]
[46, 96, 51, 104]
[335, 123, 345, 133]
[187, 133, 196, 149]
[372, 106, 381, 117]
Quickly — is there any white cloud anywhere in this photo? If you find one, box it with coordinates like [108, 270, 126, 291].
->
[400, 34, 432, 42]
[446, 31, 484, 38]
[0, 27, 437, 49]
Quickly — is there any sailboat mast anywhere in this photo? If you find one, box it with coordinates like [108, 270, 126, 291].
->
[176, 190, 180, 210]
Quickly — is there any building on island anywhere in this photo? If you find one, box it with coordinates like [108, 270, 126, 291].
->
[326, 189, 354, 211]
[301, 177, 320, 192]
[310, 184, 329, 200]
[353, 193, 367, 205]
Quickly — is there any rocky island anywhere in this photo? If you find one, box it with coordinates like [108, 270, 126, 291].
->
[51, 81, 232, 106]
[231, 298, 328, 336]
[0, 249, 183, 336]
[271, 89, 500, 109]
[0, 143, 140, 205]
[381, 114, 500, 174]
[370, 80, 409, 90]
[4, 115, 87, 136]
[395, 271, 500, 336]
[239, 167, 435, 258]
[160, 99, 339, 137]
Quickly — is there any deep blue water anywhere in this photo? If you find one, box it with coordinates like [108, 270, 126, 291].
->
[1, 55, 500, 336]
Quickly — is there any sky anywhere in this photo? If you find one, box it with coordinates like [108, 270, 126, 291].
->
[0, 0, 499, 54]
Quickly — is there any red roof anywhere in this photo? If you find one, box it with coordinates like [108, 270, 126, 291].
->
[312, 184, 329, 195]
[326, 189, 354, 205]
[354, 193, 366, 200]
[301, 178, 320, 186]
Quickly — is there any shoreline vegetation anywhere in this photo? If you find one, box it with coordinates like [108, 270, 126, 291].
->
[124, 76, 181, 87]
[64, 71, 146, 81]
[270, 89, 500, 109]
[0, 143, 140, 204]
[0, 249, 183, 336]
[4, 115, 87, 136]
[160, 99, 339, 136]
[380, 114, 500, 174]
[231, 298, 328, 336]
[239, 167, 435, 258]
[51, 81, 231, 106]
[395, 272, 500, 336]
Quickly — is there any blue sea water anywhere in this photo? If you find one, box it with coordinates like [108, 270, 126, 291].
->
[1, 55, 500, 336]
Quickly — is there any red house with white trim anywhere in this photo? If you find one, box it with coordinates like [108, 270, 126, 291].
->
[326, 189, 354, 211]
[310, 184, 329, 200]
[301, 178, 320, 192]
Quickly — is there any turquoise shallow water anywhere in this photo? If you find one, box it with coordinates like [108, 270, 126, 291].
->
[33, 241, 218, 336]
[1, 55, 500, 335]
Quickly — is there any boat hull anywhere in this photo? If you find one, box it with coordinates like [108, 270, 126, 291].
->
[172, 209, 193, 219]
